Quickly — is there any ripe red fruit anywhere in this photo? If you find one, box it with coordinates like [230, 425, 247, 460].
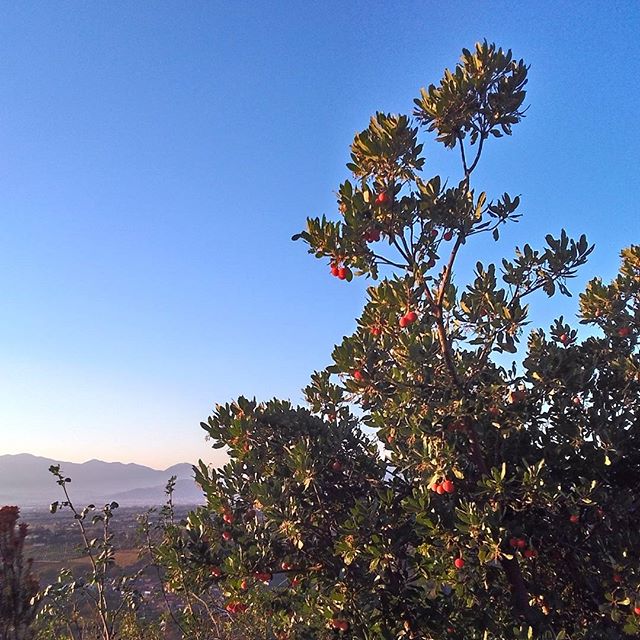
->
[337, 267, 347, 280]
[454, 557, 465, 569]
[524, 549, 537, 559]
[223, 512, 234, 524]
[618, 326, 631, 337]
[430, 229, 438, 239]
[559, 333, 571, 346]
[291, 577, 300, 587]
[240, 578, 249, 590]
[516, 538, 527, 550]
[331, 619, 350, 632]
[330, 264, 340, 277]
[488, 406, 500, 417]
[441, 479, 455, 494]
[634, 606, 640, 616]
[613, 574, 622, 583]
[255, 571, 272, 583]
[353, 370, 364, 382]
[509, 537, 519, 548]
[226, 601, 248, 614]
[405, 310, 418, 324]
[222, 531, 232, 541]
[436, 484, 446, 495]
[281, 561, 293, 571]
[569, 514, 579, 524]
[375, 191, 389, 205]
[370, 325, 382, 336]
[210, 566, 222, 577]
[443, 230, 453, 241]
[332, 461, 342, 472]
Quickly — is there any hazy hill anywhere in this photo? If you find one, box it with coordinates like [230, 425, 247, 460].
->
[0, 453, 203, 507]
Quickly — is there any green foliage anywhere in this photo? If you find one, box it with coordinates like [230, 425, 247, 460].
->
[36, 467, 145, 640]
[188, 41, 640, 639]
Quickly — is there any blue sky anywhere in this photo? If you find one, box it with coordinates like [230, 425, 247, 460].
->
[0, 2, 638, 468]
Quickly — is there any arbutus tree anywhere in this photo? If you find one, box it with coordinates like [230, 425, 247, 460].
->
[174, 42, 639, 639]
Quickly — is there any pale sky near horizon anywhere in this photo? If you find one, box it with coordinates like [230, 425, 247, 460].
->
[1, 2, 638, 469]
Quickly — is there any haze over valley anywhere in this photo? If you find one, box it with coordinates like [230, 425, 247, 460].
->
[0, 453, 205, 507]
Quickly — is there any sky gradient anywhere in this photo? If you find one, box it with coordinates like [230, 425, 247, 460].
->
[1, 2, 638, 468]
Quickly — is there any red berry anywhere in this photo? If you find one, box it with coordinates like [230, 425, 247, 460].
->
[337, 267, 347, 280]
[332, 461, 342, 472]
[509, 537, 519, 548]
[331, 619, 349, 632]
[399, 315, 409, 328]
[370, 325, 382, 336]
[330, 265, 340, 277]
[516, 538, 527, 550]
[613, 574, 622, 583]
[222, 531, 232, 541]
[559, 333, 571, 345]
[226, 601, 247, 614]
[436, 484, 446, 495]
[488, 406, 500, 417]
[618, 326, 631, 337]
[454, 557, 465, 569]
[223, 512, 234, 524]
[353, 370, 364, 382]
[443, 230, 453, 241]
[441, 479, 455, 494]
[210, 566, 222, 577]
[569, 514, 579, 524]
[430, 229, 438, 238]
[291, 577, 300, 587]
[405, 310, 418, 324]
[281, 561, 293, 571]
[524, 549, 538, 559]
[255, 571, 272, 583]
[375, 191, 389, 205]
[634, 606, 640, 616]
[240, 578, 249, 590]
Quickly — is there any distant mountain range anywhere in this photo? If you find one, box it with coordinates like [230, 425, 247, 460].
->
[0, 453, 205, 507]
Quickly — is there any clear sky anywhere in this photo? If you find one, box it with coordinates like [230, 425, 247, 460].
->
[0, 2, 638, 469]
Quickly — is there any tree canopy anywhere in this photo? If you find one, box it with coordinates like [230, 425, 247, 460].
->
[168, 42, 639, 639]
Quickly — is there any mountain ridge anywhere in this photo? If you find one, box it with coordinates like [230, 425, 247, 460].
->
[0, 453, 203, 507]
